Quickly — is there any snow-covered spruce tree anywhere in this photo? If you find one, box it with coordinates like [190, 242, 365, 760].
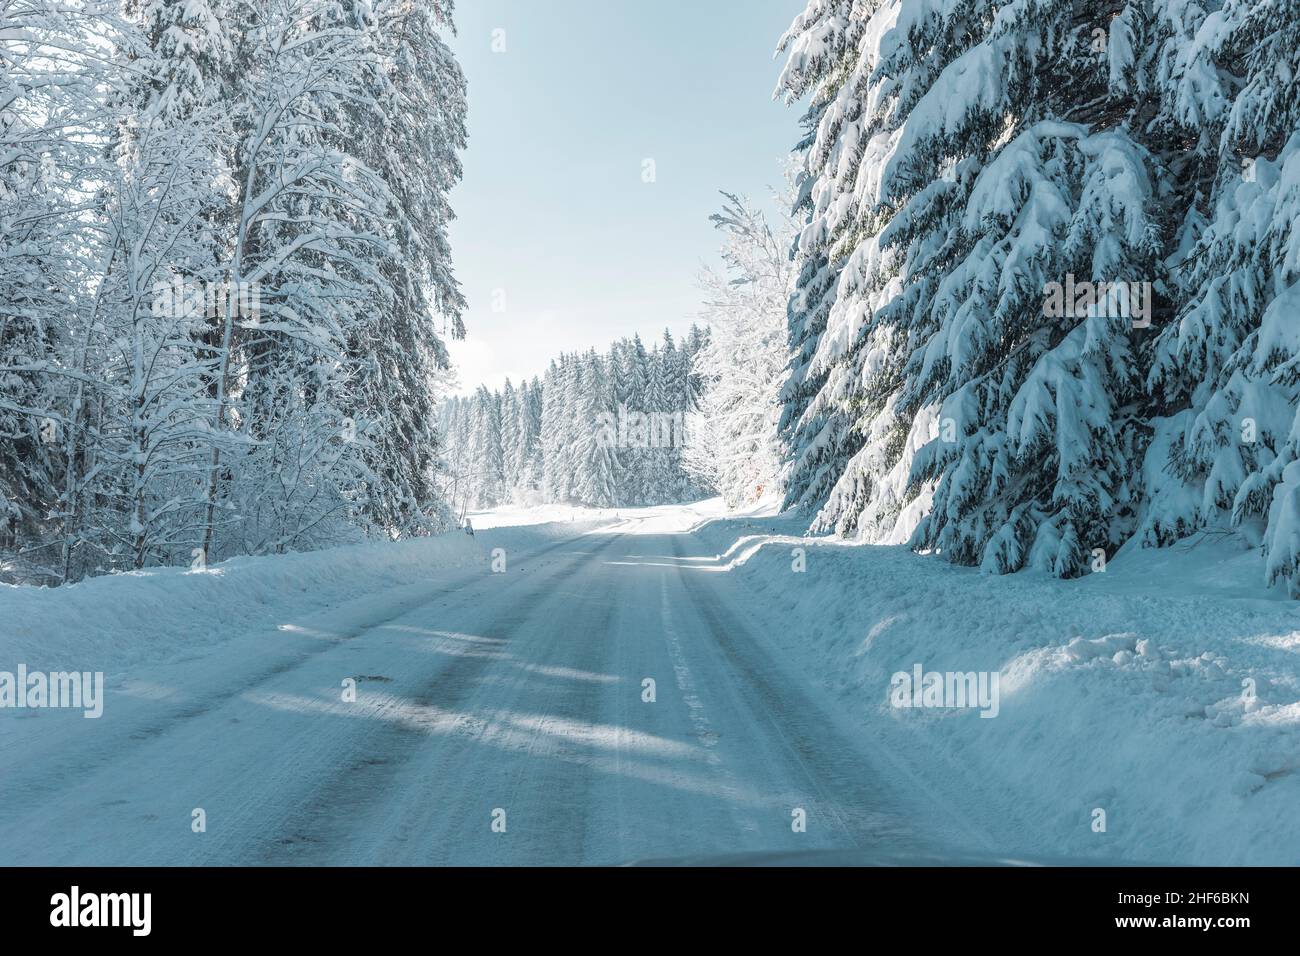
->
[465, 386, 504, 508]
[614, 335, 650, 503]
[659, 330, 698, 502]
[637, 343, 673, 504]
[499, 378, 520, 490]
[1143, 0, 1300, 591]
[557, 354, 584, 501]
[340, 0, 466, 537]
[772, 0, 862, 516]
[443, 335, 707, 510]
[438, 394, 475, 514]
[123, 0, 233, 116]
[684, 192, 794, 507]
[539, 359, 567, 501]
[776, 0, 1174, 576]
[576, 351, 620, 507]
[683, 323, 709, 409]
[513, 377, 544, 496]
[512, 377, 537, 497]
[559, 354, 588, 502]
[196, 0, 447, 557]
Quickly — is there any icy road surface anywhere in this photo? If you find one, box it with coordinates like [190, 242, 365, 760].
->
[0, 507, 974, 865]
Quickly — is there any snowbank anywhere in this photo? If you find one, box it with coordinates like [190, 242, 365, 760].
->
[469, 498, 731, 534]
[0, 516, 614, 675]
[693, 512, 1300, 865]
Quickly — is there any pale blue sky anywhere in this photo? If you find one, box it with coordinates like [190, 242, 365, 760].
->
[444, 0, 806, 393]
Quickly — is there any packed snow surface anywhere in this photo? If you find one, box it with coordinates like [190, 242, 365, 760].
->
[1, 500, 1296, 864]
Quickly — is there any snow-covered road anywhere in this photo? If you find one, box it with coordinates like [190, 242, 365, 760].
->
[7, 501, 1298, 865]
[0, 511, 953, 865]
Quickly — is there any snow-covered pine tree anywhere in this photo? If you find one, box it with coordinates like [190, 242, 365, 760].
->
[539, 359, 567, 501]
[342, 0, 466, 536]
[658, 330, 694, 501]
[638, 344, 673, 504]
[616, 335, 650, 504]
[465, 386, 504, 508]
[1143, 0, 1300, 592]
[513, 377, 543, 495]
[443, 333, 705, 510]
[776, 0, 1173, 577]
[560, 353, 589, 502]
[576, 350, 620, 507]
[772, 0, 861, 517]
[683, 323, 709, 409]
[497, 378, 518, 494]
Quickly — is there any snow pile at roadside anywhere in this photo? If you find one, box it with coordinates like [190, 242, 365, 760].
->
[0, 516, 615, 676]
[470, 498, 732, 534]
[695, 512, 1300, 865]
[468, 503, 624, 530]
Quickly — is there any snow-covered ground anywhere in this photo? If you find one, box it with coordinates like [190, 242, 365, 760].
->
[686, 504, 1300, 865]
[1, 500, 1296, 865]
[3, 520, 608, 672]
[465, 499, 730, 534]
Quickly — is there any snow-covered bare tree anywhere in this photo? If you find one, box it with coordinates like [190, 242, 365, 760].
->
[0, 0, 468, 582]
[684, 192, 792, 507]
